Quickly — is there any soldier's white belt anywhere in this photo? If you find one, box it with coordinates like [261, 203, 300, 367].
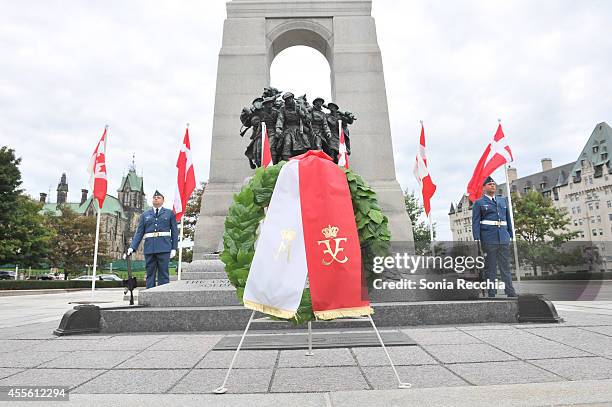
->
[143, 232, 171, 239]
[480, 220, 507, 226]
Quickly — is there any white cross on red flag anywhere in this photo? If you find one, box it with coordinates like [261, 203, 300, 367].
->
[338, 120, 349, 168]
[467, 123, 514, 202]
[173, 127, 196, 221]
[261, 122, 272, 168]
[87, 127, 108, 209]
[412, 123, 436, 217]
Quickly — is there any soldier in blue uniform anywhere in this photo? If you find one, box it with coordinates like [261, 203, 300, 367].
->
[472, 176, 518, 298]
[126, 190, 178, 288]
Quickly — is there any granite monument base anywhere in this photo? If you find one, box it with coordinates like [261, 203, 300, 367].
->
[97, 254, 519, 333]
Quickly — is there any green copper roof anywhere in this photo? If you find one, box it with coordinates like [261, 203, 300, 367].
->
[118, 169, 144, 192]
[42, 195, 125, 218]
[81, 195, 126, 217]
[571, 122, 612, 177]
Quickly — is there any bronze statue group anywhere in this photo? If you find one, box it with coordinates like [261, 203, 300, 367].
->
[241, 87, 356, 168]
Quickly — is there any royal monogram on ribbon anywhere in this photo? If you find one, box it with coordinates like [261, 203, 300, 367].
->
[243, 151, 372, 320]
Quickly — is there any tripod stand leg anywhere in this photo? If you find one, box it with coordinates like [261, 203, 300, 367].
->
[367, 315, 411, 389]
[305, 321, 314, 356]
[213, 310, 256, 394]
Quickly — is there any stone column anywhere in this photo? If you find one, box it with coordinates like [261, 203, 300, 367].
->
[332, 16, 413, 243]
[193, 16, 270, 256]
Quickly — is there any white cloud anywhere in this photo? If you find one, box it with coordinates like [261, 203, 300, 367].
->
[1, 0, 611, 240]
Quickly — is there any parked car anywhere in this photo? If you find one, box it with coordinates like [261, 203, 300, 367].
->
[71, 274, 122, 282]
[37, 274, 55, 280]
[99, 274, 123, 282]
[0, 270, 15, 280]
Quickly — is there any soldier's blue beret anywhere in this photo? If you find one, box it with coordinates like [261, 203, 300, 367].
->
[153, 190, 164, 198]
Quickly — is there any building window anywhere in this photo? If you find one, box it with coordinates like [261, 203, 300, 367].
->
[574, 220, 578, 226]
[599, 228, 603, 235]
[581, 232, 585, 238]
[593, 146, 599, 153]
[608, 201, 611, 208]
[597, 215, 602, 223]
[578, 207, 582, 214]
[593, 229, 598, 236]
[596, 202, 600, 210]
[588, 203, 593, 211]
[579, 219, 583, 225]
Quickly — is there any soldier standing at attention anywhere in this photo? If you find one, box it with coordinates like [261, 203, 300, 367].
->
[126, 190, 178, 288]
[472, 176, 518, 298]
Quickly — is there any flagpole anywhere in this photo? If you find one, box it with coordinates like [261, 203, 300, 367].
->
[428, 215, 435, 256]
[177, 216, 184, 281]
[91, 204, 101, 294]
[504, 163, 522, 292]
[261, 122, 266, 167]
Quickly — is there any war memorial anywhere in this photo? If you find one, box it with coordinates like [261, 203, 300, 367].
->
[63, 0, 540, 337]
[5, 1, 612, 405]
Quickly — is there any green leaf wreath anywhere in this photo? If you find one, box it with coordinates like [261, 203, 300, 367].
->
[220, 161, 391, 324]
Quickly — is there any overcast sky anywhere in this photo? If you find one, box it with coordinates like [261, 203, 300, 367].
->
[1, 0, 611, 240]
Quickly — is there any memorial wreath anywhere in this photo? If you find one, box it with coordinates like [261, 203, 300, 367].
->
[220, 161, 391, 324]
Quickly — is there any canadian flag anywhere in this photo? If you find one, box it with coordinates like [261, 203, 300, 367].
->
[337, 120, 349, 168]
[244, 151, 371, 320]
[87, 127, 108, 209]
[412, 123, 436, 217]
[467, 123, 514, 202]
[173, 127, 196, 221]
[261, 122, 272, 168]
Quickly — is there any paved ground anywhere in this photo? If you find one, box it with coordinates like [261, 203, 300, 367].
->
[1, 291, 612, 406]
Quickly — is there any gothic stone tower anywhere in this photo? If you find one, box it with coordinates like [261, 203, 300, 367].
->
[56, 173, 69, 205]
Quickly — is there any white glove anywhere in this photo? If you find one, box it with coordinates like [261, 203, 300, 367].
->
[170, 249, 176, 258]
[123, 248, 134, 259]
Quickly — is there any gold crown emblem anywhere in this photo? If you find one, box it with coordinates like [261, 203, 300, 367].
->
[321, 225, 339, 239]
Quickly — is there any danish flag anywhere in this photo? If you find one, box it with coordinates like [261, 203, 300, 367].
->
[412, 123, 436, 217]
[337, 120, 349, 168]
[87, 127, 108, 209]
[173, 127, 196, 221]
[467, 123, 514, 202]
[261, 122, 272, 168]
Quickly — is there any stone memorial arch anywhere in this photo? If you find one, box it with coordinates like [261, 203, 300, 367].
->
[193, 0, 413, 258]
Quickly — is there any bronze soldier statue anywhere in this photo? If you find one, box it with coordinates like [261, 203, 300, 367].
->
[242, 97, 264, 168]
[276, 92, 311, 161]
[260, 96, 280, 164]
[240, 89, 356, 166]
[310, 97, 331, 152]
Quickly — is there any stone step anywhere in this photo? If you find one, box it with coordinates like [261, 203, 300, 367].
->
[99, 300, 518, 333]
[138, 275, 481, 308]
[180, 271, 227, 280]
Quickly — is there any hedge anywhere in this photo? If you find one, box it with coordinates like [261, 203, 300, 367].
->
[0, 280, 146, 290]
[520, 272, 612, 281]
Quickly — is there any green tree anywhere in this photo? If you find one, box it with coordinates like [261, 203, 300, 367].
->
[45, 205, 110, 279]
[404, 190, 436, 253]
[513, 191, 580, 274]
[0, 146, 53, 266]
[180, 182, 206, 262]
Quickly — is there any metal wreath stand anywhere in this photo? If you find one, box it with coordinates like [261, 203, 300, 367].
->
[213, 311, 412, 394]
